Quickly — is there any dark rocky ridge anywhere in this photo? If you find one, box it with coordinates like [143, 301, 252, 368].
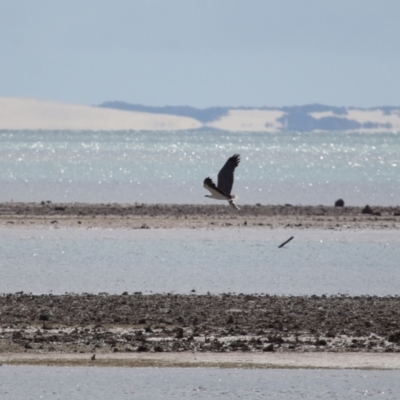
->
[1, 293, 400, 354]
[1, 202, 400, 218]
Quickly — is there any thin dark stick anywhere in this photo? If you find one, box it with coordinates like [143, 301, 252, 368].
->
[278, 236, 294, 248]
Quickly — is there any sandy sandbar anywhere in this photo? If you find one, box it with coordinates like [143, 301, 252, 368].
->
[1, 352, 400, 369]
[1, 202, 399, 230]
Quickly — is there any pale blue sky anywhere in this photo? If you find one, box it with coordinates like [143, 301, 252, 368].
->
[1, 0, 399, 108]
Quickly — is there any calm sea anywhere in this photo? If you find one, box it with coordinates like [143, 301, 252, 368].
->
[1, 228, 399, 296]
[1, 365, 399, 399]
[1, 130, 399, 205]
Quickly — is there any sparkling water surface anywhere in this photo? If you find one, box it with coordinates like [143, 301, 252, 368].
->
[1, 228, 399, 296]
[1, 366, 399, 399]
[1, 130, 399, 205]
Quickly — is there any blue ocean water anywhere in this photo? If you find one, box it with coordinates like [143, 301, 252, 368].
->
[0, 130, 399, 205]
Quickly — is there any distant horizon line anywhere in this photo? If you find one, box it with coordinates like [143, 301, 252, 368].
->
[97, 100, 400, 110]
[3, 96, 399, 110]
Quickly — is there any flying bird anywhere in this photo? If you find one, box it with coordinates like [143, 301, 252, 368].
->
[203, 154, 241, 210]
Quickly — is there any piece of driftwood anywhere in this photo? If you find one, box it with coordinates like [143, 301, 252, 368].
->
[278, 236, 294, 248]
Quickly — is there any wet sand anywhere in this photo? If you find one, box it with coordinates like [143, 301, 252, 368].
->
[1, 202, 400, 368]
[1, 202, 400, 230]
[2, 352, 400, 370]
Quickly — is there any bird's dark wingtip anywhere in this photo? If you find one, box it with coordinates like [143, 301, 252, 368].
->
[203, 177, 217, 188]
[229, 154, 241, 166]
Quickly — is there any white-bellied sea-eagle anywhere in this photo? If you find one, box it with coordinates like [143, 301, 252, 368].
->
[203, 154, 241, 210]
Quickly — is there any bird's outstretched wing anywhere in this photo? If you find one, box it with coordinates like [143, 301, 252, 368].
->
[217, 154, 240, 195]
[203, 177, 227, 197]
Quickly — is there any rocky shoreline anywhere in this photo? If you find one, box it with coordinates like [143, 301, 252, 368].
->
[1, 202, 400, 229]
[1, 293, 400, 355]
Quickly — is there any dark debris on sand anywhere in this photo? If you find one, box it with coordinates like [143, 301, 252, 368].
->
[1, 202, 400, 217]
[1, 293, 400, 354]
[2, 202, 400, 230]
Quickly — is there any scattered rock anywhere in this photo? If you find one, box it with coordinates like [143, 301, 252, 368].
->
[1, 293, 400, 354]
[388, 331, 400, 343]
[1, 203, 400, 231]
[361, 205, 374, 214]
[262, 343, 274, 352]
[334, 199, 345, 207]
[175, 328, 184, 339]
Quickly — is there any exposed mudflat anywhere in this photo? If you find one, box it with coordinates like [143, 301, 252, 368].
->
[1, 202, 400, 230]
[1, 293, 400, 356]
[1, 203, 400, 366]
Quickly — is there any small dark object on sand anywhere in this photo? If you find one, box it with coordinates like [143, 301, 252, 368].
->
[335, 199, 345, 207]
[263, 344, 274, 352]
[362, 205, 374, 214]
[91, 354, 96, 361]
[388, 331, 400, 343]
[278, 236, 294, 248]
[175, 328, 184, 339]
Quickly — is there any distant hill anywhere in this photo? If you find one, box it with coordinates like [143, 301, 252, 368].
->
[98, 101, 229, 123]
[98, 101, 400, 132]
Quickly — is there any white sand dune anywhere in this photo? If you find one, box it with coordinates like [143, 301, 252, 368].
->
[0, 97, 202, 131]
[1, 97, 399, 132]
[206, 109, 286, 132]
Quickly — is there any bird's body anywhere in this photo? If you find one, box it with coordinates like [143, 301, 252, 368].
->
[203, 154, 241, 210]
